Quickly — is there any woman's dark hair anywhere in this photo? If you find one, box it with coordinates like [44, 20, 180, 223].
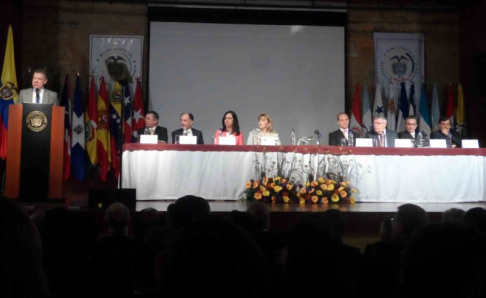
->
[221, 110, 240, 136]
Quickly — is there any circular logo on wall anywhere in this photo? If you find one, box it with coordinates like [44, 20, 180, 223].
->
[380, 47, 417, 83]
[26, 111, 48, 132]
[97, 47, 138, 84]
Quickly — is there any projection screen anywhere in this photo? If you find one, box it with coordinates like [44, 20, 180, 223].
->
[149, 8, 346, 145]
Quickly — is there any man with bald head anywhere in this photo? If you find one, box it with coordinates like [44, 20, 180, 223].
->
[171, 112, 204, 144]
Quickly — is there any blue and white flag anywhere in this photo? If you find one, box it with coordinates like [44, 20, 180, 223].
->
[71, 75, 86, 181]
[418, 83, 431, 136]
[373, 83, 384, 118]
[431, 83, 441, 132]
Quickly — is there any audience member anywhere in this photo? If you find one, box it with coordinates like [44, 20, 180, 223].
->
[442, 207, 466, 224]
[464, 207, 486, 236]
[0, 198, 48, 298]
[156, 215, 270, 298]
[93, 203, 137, 298]
[401, 223, 486, 298]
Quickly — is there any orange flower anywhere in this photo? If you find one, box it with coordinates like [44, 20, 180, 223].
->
[340, 190, 348, 197]
[281, 178, 287, 184]
[341, 182, 347, 187]
[311, 181, 318, 187]
[311, 196, 319, 203]
[254, 192, 262, 200]
[262, 178, 268, 185]
[245, 181, 252, 189]
[322, 197, 329, 204]
[328, 184, 335, 191]
[316, 190, 323, 196]
[308, 188, 315, 194]
[300, 188, 307, 194]
[271, 196, 277, 202]
[320, 184, 328, 190]
[260, 186, 266, 192]
[252, 181, 259, 189]
[286, 184, 293, 191]
[270, 183, 275, 189]
[318, 177, 325, 183]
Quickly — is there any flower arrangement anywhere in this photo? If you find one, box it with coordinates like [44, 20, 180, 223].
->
[245, 176, 357, 204]
[245, 177, 299, 203]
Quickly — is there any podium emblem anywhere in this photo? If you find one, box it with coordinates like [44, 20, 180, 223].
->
[26, 111, 48, 132]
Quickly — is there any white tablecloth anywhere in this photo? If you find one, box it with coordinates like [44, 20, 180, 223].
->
[121, 145, 486, 202]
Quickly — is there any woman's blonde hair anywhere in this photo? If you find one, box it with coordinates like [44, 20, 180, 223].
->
[258, 113, 274, 133]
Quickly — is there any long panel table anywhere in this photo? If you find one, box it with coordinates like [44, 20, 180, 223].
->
[122, 144, 486, 203]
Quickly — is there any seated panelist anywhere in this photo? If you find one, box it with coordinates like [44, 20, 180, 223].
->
[214, 111, 243, 145]
[328, 112, 359, 146]
[247, 113, 280, 145]
[171, 112, 204, 144]
[138, 111, 168, 143]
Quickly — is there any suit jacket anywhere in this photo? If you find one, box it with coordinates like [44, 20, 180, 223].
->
[17, 88, 59, 106]
[365, 130, 398, 147]
[430, 130, 462, 148]
[171, 128, 204, 144]
[328, 129, 359, 146]
[398, 130, 430, 147]
[137, 126, 168, 143]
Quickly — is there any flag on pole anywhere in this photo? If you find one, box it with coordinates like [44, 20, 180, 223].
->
[372, 83, 384, 118]
[418, 83, 432, 136]
[0, 25, 18, 160]
[361, 84, 372, 135]
[132, 78, 145, 141]
[97, 77, 111, 181]
[456, 83, 465, 136]
[60, 75, 72, 180]
[85, 77, 98, 168]
[123, 83, 132, 144]
[408, 82, 416, 116]
[431, 83, 440, 132]
[386, 83, 397, 131]
[71, 75, 85, 181]
[109, 81, 123, 179]
[445, 83, 455, 126]
[396, 82, 409, 132]
[350, 84, 362, 136]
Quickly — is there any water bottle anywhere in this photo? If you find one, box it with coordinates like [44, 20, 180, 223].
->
[291, 129, 296, 145]
[144, 126, 150, 135]
[348, 131, 354, 147]
[417, 131, 424, 148]
[446, 133, 452, 148]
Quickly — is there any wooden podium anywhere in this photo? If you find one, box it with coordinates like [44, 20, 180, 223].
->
[5, 104, 64, 201]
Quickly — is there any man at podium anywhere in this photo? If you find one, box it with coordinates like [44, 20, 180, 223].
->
[17, 69, 59, 106]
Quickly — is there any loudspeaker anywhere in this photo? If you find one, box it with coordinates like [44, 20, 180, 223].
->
[88, 189, 136, 210]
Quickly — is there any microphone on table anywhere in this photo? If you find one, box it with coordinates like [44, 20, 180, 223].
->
[314, 130, 322, 140]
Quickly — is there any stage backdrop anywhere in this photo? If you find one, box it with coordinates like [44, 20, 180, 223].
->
[149, 17, 346, 145]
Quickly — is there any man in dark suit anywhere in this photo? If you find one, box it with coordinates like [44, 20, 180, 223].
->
[365, 115, 398, 147]
[430, 116, 462, 148]
[328, 112, 360, 146]
[17, 69, 59, 105]
[171, 112, 204, 144]
[398, 116, 429, 147]
[137, 111, 168, 143]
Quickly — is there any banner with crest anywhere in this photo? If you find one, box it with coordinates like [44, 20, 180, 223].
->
[374, 32, 424, 95]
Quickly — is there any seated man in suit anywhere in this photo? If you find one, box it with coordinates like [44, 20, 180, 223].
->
[328, 112, 359, 146]
[365, 115, 398, 147]
[171, 112, 204, 144]
[398, 116, 429, 147]
[17, 69, 59, 106]
[137, 111, 168, 143]
[430, 116, 462, 148]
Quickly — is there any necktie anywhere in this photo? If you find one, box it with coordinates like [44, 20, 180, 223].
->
[150, 128, 154, 135]
[343, 129, 348, 140]
[379, 134, 385, 147]
[35, 88, 40, 104]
